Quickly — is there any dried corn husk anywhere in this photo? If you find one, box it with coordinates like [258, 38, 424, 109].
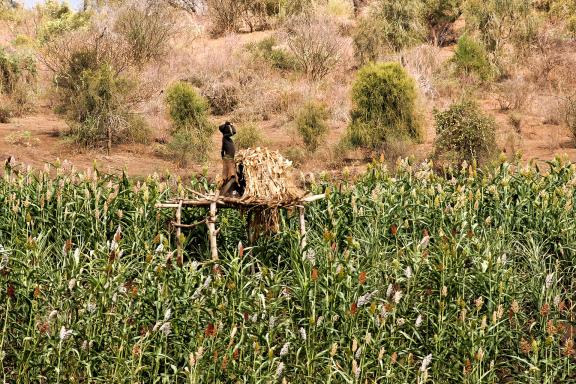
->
[236, 147, 298, 201]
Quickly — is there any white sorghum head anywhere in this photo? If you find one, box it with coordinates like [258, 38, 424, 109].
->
[86, 303, 96, 314]
[419, 235, 430, 249]
[316, 316, 324, 327]
[59, 326, 73, 341]
[396, 318, 405, 327]
[276, 362, 285, 379]
[68, 278, 77, 291]
[357, 290, 377, 307]
[118, 285, 127, 294]
[280, 342, 290, 357]
[404, 266, 412, 279]
[554, 295, 561, 308]
[159, 322, 171, 336]
[48, 310, 58, 321]
[545, 273, 554, 289]
[420, 354, 432, 372]
[415, 314, 423, 328]
[353, 359, 360, 380]
[393, 290, 403, 304]
[203, 276, 212, 288]
[330, 342, 338, 357]
[164, 308, 172, 321]
[299, 327, 307, 341]
[355, 346, 362, 360]
[386, 283, 393, 298]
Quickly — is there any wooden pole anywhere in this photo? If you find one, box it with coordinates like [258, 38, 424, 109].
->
[176, 200, 183, 267]
[208, 201, 219, 260]
[299, 206, 306, 253]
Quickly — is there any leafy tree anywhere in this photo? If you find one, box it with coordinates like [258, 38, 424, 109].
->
[434, 100, 497, 165]
[165, 81, 215, 163]
[346, 62, 422, 149]
[452, 34, 493, 81]
[296, 101, 328, 152]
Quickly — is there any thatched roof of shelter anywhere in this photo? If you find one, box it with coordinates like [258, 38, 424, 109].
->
[235, 147, 301, 202]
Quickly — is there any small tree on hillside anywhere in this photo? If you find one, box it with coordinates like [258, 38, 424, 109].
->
[433, 100, 497, 166]
[423, 0, 463, 45]
[296, 101, 328, 152]
[165, 81, 215, 165]
[346, 62, 422, 149]
[353, 0, 426, 64]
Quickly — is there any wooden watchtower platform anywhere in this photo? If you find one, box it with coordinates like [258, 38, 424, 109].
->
[156, 192, 325, 261]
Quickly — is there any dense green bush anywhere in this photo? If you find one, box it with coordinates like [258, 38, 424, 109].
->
[0, 47, 36, 96]
[165, 81, 214, 163]
[68, 65, 149, 150]
[434, 100, 498, 165]
[346, 62, 422, 149]
[0, 47, 37, 115]
[165, 82, 211, 132]
[451, 34, 493, 81]
[464, 0, 534, 53]
[0, 105, 10, 123]
[353, 0, 426, 63]
[295, 101, 329, 152]
[37, 2, 91, 44]
[235, 122, 263, 149]
[246, 36, 297, 70]
[422, 0, 462, 44]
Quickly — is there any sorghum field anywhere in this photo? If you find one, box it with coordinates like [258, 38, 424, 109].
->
[2, 158, 576, 383]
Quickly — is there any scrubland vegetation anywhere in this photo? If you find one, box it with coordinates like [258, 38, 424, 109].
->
[2, 0, 576, 382]
[1, 0, 575, 169]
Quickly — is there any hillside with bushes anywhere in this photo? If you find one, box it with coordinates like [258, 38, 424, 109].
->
[3, 1, 576, 382]
[0, 0, 575, 175]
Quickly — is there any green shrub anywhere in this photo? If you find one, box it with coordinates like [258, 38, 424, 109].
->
[464, 0, 533, 53]
[353, 0, 426, 63]
[165, 81, 215, 163]
[0, 47, 36, 96]
[67, 65, 148, 150]
[433, 100, 498, 165]
[567, 15, 576, 36]
[564, 95, 576, 141]
[346, 62, 422, 149]
[452, 34, 493, 81]
[247, 37, 297, 70]
[282, 145, 306, 166]
[422, 0, 462, 44]
[235, 122, 263, 149]
[37, 2, 91, 44]
[295, 101, 329, 152]
[165, 81, 211, 132]
[0, 105, 10, 123]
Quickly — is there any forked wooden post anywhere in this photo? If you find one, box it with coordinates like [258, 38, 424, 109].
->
[299, 206, 307, 252]
[207, 201, 219, 260]
[176, 200, 183, 266]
